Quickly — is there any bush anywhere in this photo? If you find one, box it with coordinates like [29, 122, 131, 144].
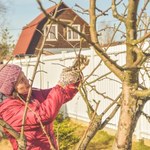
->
[54, 114, 80, 150]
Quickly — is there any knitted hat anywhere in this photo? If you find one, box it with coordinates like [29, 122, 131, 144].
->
[0, 64, 22, 96]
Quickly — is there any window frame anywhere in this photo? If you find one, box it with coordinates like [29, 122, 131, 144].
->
[67, 24, 80, 41]
[44, 24, 58, 41]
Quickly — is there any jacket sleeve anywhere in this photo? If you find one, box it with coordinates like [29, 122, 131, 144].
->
[25, 83, 79, 128]
[0, 83, 79, 130]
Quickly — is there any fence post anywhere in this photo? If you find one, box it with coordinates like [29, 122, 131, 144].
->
[136, 116, 142, 140]
[90, 48, 96, 101]
[40, 54, 45, 89]
[61, 51, 67, 118]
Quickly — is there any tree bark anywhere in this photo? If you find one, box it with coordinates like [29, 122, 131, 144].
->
[112, 71, 144, 150]
[75, 116, 102, 150]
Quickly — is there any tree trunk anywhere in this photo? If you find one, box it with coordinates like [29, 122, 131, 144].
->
[112, 71, 144, 150]
[75, 116, 102, 150]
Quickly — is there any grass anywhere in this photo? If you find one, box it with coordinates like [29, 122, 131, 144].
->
[86, 130, 114, 150]
[132, 141, 150, 150]
[0, 117, 150, 150]
[64, 119, 150, 150]
[87, 130, 150, 150]
[0, 139, 12, 150]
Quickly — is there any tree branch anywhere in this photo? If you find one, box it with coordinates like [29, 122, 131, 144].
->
[89, 0, 124, 81]
[19, 1, 62, 150]
[141, 111, 150, 124]
[111, 0, 126, 22]
[131, 46, 146, 67]
[130, 32, 150, 45]
[137, 0, 149, 26]
[75, 3, 89, 14]
[133, 89, 150, 99]
[37, 0, 124, 81]
[0, 119, 26, 150]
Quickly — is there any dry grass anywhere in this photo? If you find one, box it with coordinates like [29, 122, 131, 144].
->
[0, 139, 12, 150]
[0, 119, 150, 150]
[70, 119, 150, 150]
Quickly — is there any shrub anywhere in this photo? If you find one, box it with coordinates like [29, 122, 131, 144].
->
[54, 114, 80, 150]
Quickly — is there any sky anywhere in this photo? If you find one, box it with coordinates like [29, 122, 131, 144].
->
[2, 0, 91, 43]
[2, 0, 150, 44]
[2, 0, 113, 43]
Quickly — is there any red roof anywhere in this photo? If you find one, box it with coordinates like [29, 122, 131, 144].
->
[13, 4, 57, 56]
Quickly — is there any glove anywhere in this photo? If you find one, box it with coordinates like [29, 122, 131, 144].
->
[58, 55, 89, 87]
[72, 55, 89, 71]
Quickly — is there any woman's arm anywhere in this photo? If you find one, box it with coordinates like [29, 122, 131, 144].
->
[0, 82, 79, 131]
[37, 83, 79, 123]
[1, 55, 89, 130]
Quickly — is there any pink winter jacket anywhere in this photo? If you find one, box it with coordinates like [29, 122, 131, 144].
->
[0, 83, 79, 150]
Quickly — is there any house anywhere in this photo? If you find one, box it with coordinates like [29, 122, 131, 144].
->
[13, 2, 90, 56]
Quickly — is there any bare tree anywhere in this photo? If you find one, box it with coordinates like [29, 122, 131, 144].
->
[1, 0, 150, 150]
[111, 0, 150, 149]
[0, 1, 6, 26]
[37, 0, 150, 149]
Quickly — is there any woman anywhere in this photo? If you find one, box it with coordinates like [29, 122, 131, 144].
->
[0, 56, 89, 150]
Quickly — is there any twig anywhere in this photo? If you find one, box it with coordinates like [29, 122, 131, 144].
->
[17, 94, 56, 150]
[0, 119, 26, 149]
[141, 111, 150, 123]
[19, 1, 62, 149]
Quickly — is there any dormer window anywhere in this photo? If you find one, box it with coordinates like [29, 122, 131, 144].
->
[44, 24, 58, 41]
[67, 24, 80, 41]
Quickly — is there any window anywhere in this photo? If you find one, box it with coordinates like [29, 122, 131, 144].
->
[44, 24, 58, 41]
[67, 25, 80, 41]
